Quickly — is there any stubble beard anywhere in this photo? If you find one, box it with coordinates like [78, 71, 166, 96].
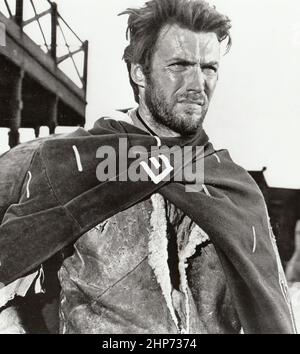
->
[144, 78, 208, 136]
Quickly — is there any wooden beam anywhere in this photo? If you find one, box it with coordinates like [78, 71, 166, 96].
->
[8, 68, 24, 148]
[50, 2, 57, 62]
[57, 47, 83, 65]
[83, 40, 89, 97]
[34, 126, 40, 138]
[48, 95, 58, 134]
[4, 0, 13, 18]
[22, 9, 51, 27]
[0, 12, 86, 118]
[15, 0, 23, 28]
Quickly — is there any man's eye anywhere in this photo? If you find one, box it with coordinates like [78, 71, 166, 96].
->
[202, 66, 218, 74]
[169, 63, 189, 72]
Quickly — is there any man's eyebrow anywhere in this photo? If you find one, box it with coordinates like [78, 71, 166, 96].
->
[166, 58, 219, 66]
[166, 57, 196, 64]
[201, 61, 219, 67]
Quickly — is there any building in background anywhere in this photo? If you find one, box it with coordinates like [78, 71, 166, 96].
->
[249, 169, 300, 268]
[0, 0, 88, 148]
[0, 0, 89, 334]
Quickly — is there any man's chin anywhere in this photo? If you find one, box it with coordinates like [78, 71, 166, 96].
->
[175, 113, 204, 134]
[172, 120, 203, 136]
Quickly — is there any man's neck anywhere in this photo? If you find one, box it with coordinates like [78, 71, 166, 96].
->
[131, 101, 180, 138]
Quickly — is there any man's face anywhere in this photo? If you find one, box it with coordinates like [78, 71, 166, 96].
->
[144, 24, 221, 135]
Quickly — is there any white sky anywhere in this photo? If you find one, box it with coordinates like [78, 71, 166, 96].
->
[1, 0, 300, 189]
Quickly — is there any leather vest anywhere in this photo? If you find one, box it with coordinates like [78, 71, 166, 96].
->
[59, 194, 240, 334]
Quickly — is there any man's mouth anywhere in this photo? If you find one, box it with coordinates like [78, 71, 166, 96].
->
[178, 95, 206, 106]
[179, 99, 205, 106]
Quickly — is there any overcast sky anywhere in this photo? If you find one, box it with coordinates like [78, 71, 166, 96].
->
[1, 0, 300, 188]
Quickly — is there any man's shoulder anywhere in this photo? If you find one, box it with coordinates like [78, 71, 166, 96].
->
[0, 135, 64, 223]
[92, 109, 134, 130]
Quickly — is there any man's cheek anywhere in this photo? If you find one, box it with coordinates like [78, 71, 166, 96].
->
[164, 81, 182, 100]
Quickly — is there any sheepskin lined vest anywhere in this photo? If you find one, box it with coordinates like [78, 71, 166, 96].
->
[58, 194, 241, 334]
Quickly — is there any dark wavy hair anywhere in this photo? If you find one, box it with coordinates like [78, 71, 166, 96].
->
[119, 0, 232, 103]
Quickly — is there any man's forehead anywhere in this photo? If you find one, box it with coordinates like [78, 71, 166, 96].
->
[154, 24, 220, 62]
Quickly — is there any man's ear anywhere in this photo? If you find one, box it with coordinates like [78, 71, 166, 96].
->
[130, 64, 146, 88]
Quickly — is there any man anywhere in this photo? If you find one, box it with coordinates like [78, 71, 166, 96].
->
[0, 0, 297, 334]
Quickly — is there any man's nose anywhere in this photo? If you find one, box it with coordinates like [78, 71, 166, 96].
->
[186, 66, 205, 92]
